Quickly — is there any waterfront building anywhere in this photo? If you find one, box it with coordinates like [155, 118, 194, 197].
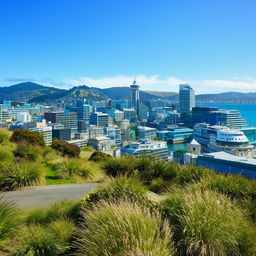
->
[196, 151, 256, 179]
[166, 127, 193, 143]
[130, 79, 140, 115]
[192, 107, 219, 125]
[137, 126, 156, 141]
[209, 110, 246, 129]
[121, 139, 169, 161]
[194, 123, 254, 157]
[179, 84, 195, 113]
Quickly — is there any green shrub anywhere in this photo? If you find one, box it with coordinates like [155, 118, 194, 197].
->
[25, 200, 80, 225]
[0, 197, 20, 247]
[103, 156, 136, 177]
[55, 158, 92, 180]
[77, 200, 174, 256]
[52, 139, 80, 158]
[14, 144, 43, 162]
[14, 224, 65, 256]
[48, 219, 76, 253]
[162, 187, 255, 256]
[0, 162, 45, 191]
[89, 150, 112, 162]
[10, 129, 45, 147]
[81, 176, 154, 210]
[149, 177, 166, 193]
[199, 173, 252, 199]
[174, 165, 212, 184]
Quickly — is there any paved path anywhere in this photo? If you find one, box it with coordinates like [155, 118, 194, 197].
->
[2, 183, 99, 209]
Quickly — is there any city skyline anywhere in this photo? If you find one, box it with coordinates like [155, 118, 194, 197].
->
[1, 0, 256, 93]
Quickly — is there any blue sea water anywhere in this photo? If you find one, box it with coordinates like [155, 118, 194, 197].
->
[168, 104, 256, 153]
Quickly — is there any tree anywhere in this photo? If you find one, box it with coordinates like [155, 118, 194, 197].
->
[10, 129, 45, 147]
[51, 139, 80, 158]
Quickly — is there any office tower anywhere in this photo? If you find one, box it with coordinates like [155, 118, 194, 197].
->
[138, 103, 149, 119]
[90, 112, 109, 127]
[179, 84, 195, 113]
[130, 79, 140, 115]
[44, 111, 77, 129]
[111, 100, 129, 110]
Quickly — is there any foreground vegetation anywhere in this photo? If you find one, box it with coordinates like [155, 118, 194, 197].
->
[0, 128, 256, 255]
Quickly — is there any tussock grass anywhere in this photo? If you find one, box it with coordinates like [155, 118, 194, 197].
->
[13, 224, 65, 256]
[25, 200, 80, 225]
[0, 197, 20, 247]
[162, 186, 256, 256]
[81, 176, 152, 210]
[0, 162, 45, 191]
[77, 199, 175, 256]
[55, 158, 94, 181]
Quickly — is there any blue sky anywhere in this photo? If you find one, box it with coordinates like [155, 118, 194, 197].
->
[1, 0, 256, 93]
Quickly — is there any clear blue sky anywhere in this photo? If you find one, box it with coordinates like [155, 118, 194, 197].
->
[1, 0, 256, 92]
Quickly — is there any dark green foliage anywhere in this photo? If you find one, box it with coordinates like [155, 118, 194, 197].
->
[51, 139, 80, 158]
[103, 156, 136, 176]
[0, 162, 45, 191]
[10, 129, 45, 146]
[89, 150, 112, 162]
[149, 177, 166, 193]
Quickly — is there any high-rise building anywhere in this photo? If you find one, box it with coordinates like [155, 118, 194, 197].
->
[179, 84, 195, 113]
[90, 112, 109, 127]
[130, 79, 140, 115]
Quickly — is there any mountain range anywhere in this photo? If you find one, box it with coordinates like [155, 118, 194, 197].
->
[0, 82, 256, 104]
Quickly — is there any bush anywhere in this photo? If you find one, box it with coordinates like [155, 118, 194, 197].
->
[103, 156, 136, 177]
[0, 197, 20, 247]
[162, 187, 255, 256]
[0, 162, 45, 191]
[77, 200, 174, 256]
[14, 224, 65, 256]
[52, 139, 80, 158]
[199, 173, 252, 199]
[25, 200, 80, 225]
[174, 165, 212, 184]
[81, 176, 154, 210]
[149, 177, 166, 193]
[10, 129, 45, 147]
[89, 150, 112, 162]
[14, 144, 43, 162]
[55, 158, 92, 180]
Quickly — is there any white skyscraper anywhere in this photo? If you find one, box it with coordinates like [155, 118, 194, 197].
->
[179, 84, 195, 113]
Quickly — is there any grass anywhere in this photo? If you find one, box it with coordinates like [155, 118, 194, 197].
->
[0, 197, 20, 248]
[77, 199, 174, 256]
[0, 162, 46, 191]
[162, 186, 256, 256]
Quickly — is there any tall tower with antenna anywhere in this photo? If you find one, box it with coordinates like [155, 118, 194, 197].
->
[130, 78, 140, 115]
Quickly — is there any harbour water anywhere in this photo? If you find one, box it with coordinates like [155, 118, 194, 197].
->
[168, 104, 256, 153]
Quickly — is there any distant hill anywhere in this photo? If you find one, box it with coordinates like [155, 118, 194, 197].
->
[1, 82, 256, 104]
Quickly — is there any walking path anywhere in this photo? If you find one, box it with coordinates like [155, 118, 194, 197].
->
[2, 183, 98, 209]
